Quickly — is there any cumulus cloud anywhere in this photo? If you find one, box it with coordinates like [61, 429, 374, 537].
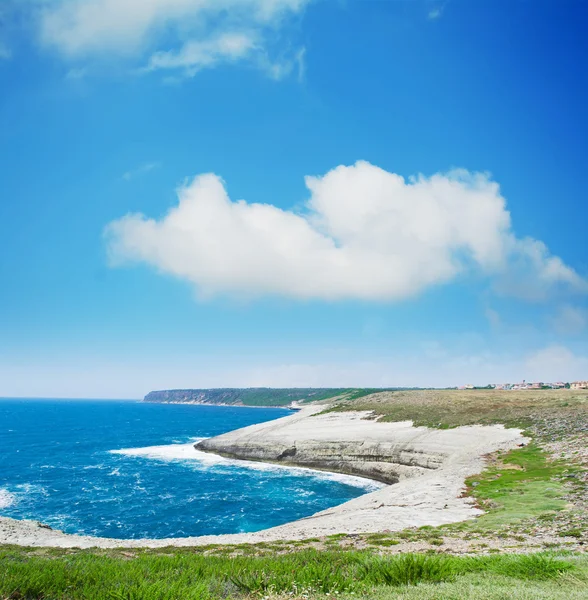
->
[105, 161, 586, 302]
[495, 237, 585, 301]
[38, 0, 310, 79]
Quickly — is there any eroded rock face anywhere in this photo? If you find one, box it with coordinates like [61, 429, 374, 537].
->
[195, 408, 447, 484]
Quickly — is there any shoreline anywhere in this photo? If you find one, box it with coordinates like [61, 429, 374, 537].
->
[0, 406, 526, 549]
[143, 401, 297, 410]
[109, 439, 383, 491]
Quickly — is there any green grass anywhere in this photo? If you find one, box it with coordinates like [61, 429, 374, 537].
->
[360, 568, 588, 600]
[458, 444, 567, 530]
[356, 443, 571, 549]
[0, 547, 583, 599]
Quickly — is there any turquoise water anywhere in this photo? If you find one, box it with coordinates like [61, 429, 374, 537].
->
[0, 399, 379, 539]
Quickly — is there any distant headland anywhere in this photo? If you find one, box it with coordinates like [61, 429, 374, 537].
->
[143, 388, 370, 407]
[142, 388, 429, 407]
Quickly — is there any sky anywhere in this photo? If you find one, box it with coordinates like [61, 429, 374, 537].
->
[1, 0, 587, 399]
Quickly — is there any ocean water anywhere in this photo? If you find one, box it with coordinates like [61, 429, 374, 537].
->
[0, 399, 381, 539]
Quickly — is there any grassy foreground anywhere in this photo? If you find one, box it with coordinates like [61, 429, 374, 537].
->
[1, 546, 587, 600]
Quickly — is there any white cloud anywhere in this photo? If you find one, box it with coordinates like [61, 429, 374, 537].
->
[496, 237, 586, 301]
[40, 0, 309, 56]
[38, 0, 310, 79]
[122, 161, 161, 181]
[143, 31, 304, 81]
[105, 161, 586, 302]
[551, 305, 587, 335]
[143, 32, 269, 78]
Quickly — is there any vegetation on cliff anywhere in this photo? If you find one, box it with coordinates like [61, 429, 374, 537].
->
[143, 388, 400, 406]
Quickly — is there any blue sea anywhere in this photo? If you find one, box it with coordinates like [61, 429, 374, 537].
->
[0, 399, 380, 539]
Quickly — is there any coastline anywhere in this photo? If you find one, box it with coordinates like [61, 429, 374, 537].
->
[143, 401, 296, 410]
[0, 405, 526, 548]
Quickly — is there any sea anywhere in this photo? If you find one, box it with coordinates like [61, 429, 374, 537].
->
[0, 399, 381, 540]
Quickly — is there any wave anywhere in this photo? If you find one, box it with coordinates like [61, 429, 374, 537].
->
[110, 443, 384, 491]
[0, 488, 16, 509]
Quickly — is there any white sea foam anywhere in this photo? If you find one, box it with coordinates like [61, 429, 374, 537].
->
[9, 483, 48, 500]
[0, 488, 16, 509]
[110, 443, 384, 491]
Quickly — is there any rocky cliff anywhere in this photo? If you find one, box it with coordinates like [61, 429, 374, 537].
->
[195, 406, 521, 486]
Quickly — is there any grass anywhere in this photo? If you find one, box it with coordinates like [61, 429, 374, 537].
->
[0, 547, 584, 599]
[327, 389, 588, 432]
[456, 443, 566, 530]
[356, 443, 579, 551]
[360, 569, 588, 600]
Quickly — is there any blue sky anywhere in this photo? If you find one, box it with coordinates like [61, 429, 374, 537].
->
[1, 0, 587, 398]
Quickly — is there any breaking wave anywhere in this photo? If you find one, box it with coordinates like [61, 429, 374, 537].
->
[0, 488, 16, 509]
[110, 442, 384, 491]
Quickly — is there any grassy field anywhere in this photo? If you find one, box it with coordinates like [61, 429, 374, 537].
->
[327, 388, 588, 430]
[1, 546, 586, 599]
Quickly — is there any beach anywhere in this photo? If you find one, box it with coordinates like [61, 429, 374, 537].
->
[0, 405, 526, 548]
